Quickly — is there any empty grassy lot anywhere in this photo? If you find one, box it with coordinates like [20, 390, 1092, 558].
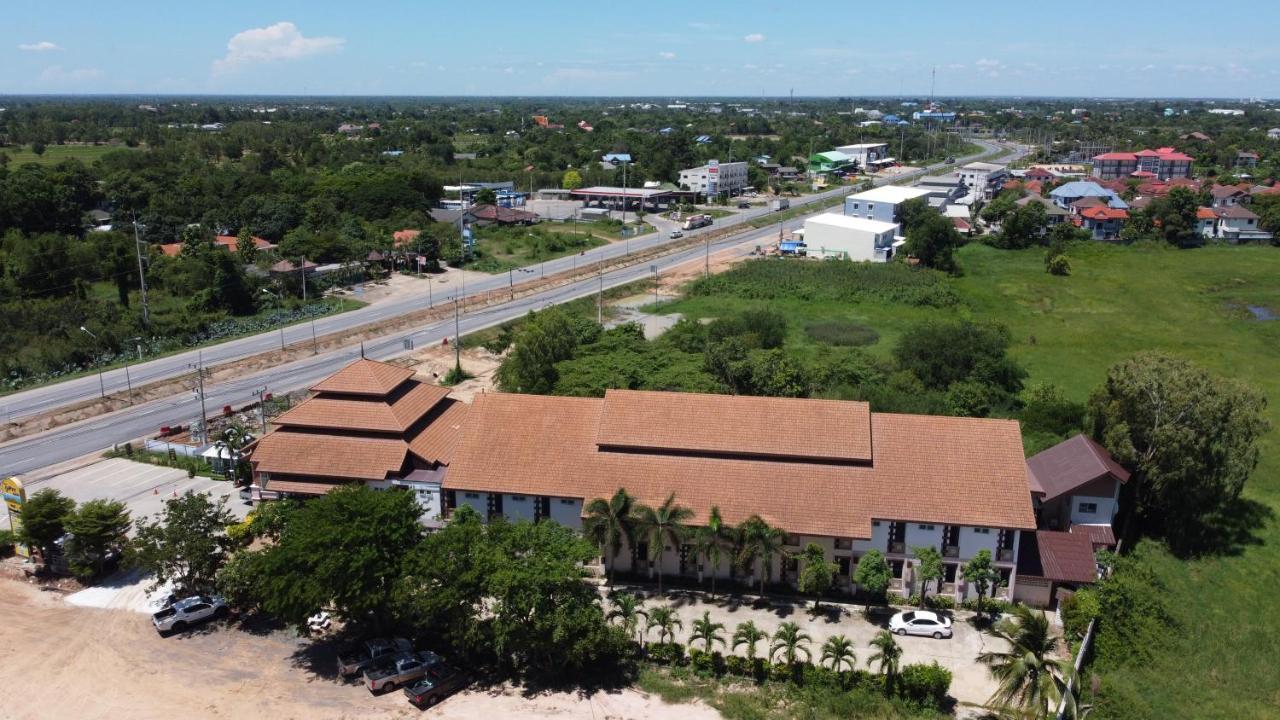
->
[664, 241, 1280, 719]
[1, 143, 137, 165]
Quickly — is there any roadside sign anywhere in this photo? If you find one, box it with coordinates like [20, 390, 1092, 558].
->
[3, 476, 29, 557]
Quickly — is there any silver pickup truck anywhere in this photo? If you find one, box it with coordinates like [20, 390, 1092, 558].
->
[364, 650, 442, 693]
[336, 637, 412, 677]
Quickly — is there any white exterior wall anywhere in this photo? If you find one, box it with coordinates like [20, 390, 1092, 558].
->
[852, 521, 891, 554]
[957, 527, 1000, 561]
[457, 490, 488, 516]
[803, 219, 898, 262]
[679, 161, 748, 195]
[550, 497, 583, 530]
[1069, 494, 1118, 526]
[503, 494, 537, 523]
[843, 198, 899, 224]
[905, 523, 944, 552]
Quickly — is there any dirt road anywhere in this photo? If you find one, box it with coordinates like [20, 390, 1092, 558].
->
[0, 579, 718, 720]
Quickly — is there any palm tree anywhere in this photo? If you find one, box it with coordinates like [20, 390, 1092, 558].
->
[737, 515, 788, 597]
[214, 424, 252, 484]
[769, 621, 812, 666]
[646, 606, 682, 645]
[868, 630, 903, 695]
[732, 620, 767, 663]
[583, 488, 637, 585]
[632, 493, 695, 594]
[692, 506, 729, 596]
[978, 606, 1078, 719]
[606, 592, 648, 646]
[821, 634, 858, 674]
[690, 611, 726, 653]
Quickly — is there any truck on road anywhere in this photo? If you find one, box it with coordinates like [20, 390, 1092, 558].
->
[365, 650, 443, 693]
[337, 637, 413, 677]
[770, 198, 790, 212]
[682, 214, 713, 231]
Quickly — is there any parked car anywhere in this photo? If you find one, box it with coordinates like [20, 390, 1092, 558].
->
[944, 156, 956, 164]
[365, 650, 442, 693]
[404, 663, 470, 708]
[888, 610, 953, 639]
[737, 200, 751, 209]
[669, 229, 684, 239]
[336, 637, 413, 676]
[152, 595, 229, 635]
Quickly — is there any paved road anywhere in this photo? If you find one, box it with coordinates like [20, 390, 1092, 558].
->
[0, 140, 1015, 475]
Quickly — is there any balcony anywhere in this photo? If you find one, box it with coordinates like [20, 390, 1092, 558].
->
[942, 545, 959, 559]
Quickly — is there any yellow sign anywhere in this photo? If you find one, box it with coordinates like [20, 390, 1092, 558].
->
[2, 476, 28, 558]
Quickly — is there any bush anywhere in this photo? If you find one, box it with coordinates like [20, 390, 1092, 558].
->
[686, 260, 958, 308]
[0, 529, 16, 556]
[897, 661, 952, 708]
[960, 597, 1015, 615]
[903, 593, 956, 610]
[804, 320, 880, 347]
[647, 642, 686, 666]
[1061, 587, 1101, 641]
[724, 655, 756, 679]
[1046, 253, 1072, 276]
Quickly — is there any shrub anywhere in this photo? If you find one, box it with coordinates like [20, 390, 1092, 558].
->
[0, 529, 16, 556]
[686, 260, 958, 308]
[804, 320, 880, 347]
[897, 661, 952, 708]
[724, 654, 752, 678]
[648, 642, 686, 666]
[1061, 587, 1101, 641]
[689, 648, 722, 677]
[903, 593, 956, 610]
[1046, 253, 1072, 276]
[960, 597, 1015, 615]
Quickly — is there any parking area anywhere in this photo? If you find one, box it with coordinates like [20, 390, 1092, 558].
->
[1, 457, 248, 534]
[624, 589, 1007, 706]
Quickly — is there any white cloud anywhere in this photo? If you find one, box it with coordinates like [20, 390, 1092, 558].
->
[975, 58, 1001, 68]
[744, 33, 765, 43]
[658, 51, 676, 60]
[212, 22, 344, 75]
[18, 41, 61, 52]
[502, 66, 515, 74]
[38, 65, 102, 84]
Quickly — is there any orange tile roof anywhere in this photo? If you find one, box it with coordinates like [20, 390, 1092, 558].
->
[310, 359, 416, 397]
[265, 479, 348, 496]
[408, 399, 469, 465]
[157, 243, 182, 257]
[596, 389, 872, 463]
[251, 432, 408, 480]
[214, 235, 277, 251]
[446, 393, 1036, 539]
[274, 381, 451, 433]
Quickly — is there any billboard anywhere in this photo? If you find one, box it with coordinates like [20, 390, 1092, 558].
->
[2, 476, 28, 557]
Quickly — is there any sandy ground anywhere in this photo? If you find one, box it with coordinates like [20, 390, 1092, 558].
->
[348, 269, 492, 306]
[406, 345, 500, 404]
[0, 578, 719, 720]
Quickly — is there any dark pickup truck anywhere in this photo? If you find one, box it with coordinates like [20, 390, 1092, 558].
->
[403, 663, 470, 708]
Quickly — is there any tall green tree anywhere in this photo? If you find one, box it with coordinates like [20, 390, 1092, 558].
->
[853, 549, 892, 612]
[583, 488, 638, 586]
[797, 542, 836, 609]
[737, 515, 787, 596]
[632, 493, 694, 594]
[646, 606, 682, 645]
[964, 549, 999, 622]
[903, 211, 963, 273]
[1087, 352, 1268, 553]
[561, 169, 584, 190]
[130, 491, 239, 594]
[16, 488, 76, 565]
[690, 611, 726, 653]
[236, 227, 258, 264]
[497, 308, 581, 393]
[606, 592, 649, 646]
[64, 499, 131, 579]
[693, 506, 728, 597]
[912, 545, 944, 608]
[978, 606, 1078, 719]
[733, 620, 767, 663]
[821, 634, 858, 676]
[225, 485, 422, 632]
[769, 621, 812, 665]
[868, 629, 904, 696]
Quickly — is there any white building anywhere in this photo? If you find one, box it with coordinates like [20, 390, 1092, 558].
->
[957, 162, 1010, 202]
[801, 213, 902, 262]
[679, 160, 748, 196]
[844, 185, 937, 224]
[835, 143, 893, 172]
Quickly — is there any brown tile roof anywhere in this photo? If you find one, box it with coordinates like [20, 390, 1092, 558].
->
[251, 432, 408, 481]
[310, 359, 415, 397]
[157, 243, 183, 257]
[445, 393, 1036, 539]
[265, 479, 347, 496]
[409, 399, 469, 466]
[1026, 434, 1130, 501]
[1070, 523, 1116, 547]
[274, 381, 451, 432]
[596, 389, 872, 464]
[1020, 530, 1098, 584]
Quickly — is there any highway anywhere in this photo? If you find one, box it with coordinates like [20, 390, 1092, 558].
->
[0, 139, 1015, 475]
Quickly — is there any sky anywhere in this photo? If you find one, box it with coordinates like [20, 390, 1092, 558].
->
[4, 0, 1280, 98]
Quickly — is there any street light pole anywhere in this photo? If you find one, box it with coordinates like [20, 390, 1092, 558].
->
[262, 288, 285, 351]
[452, 298, 462, 372]
[131, 212, 151, 328]
[78, 326, 106, 400]
[190, 351, 209, 445]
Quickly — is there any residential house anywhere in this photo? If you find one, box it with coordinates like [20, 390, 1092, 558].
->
[956, 162, 1010, 202]
[248, 359, 469, 525]
[1015, 195, 1070, 227]
[1269, 128, 1280, 141]
[1213, 205, 1272, 242]
[679, 160, 749, 196]
[1091, 147, 1193, 181]
[213, 235, 277, 253]
[467, 204, 540, 226]
[1023, 166, 1059, 184]
[914, 174, 968, 208]
[1209, 184, 1251, 208]
[800, 213, 902, 262]
[776, 166, 801, 181]
[1050, 181, 1128, 211]
[835, 143, 893, 173]
[808, 150, 854, 175]
[1196, 207, 1219, 238]
[843, 185, 936, 225]
[1235, 151, 1260, 169]
[1076, 206, 1129, 240]
[444, 390, 1036, 602]
[602, 153, 632, 165]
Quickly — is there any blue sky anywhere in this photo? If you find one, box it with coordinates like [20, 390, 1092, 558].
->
[5, 1, 1279, 97]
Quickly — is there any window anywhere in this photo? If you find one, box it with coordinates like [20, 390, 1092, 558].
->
[784, 534, 800, 546]
[834, 538, 852, 550]
[974, 528, 991, 535]
[917, 524, 935, 531]
[464, 492, 481, 500]
[872, 520, 881, 527]
[510, 495, 527, 502]
[1078, 502, 1098, 514]
[559, 498, 576, 505]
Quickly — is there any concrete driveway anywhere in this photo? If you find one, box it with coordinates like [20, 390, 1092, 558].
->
[618, 589, 1007, 707]
[2, 457, 248, 533]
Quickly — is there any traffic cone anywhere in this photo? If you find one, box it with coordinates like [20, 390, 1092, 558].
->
[153, 488, 158, 495]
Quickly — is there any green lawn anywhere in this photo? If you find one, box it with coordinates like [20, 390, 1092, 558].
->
[464, 225, 611, 273]
[664, 242, 1280, 718]
[540, 220, 655, 242]
[1, 143, 138, 165]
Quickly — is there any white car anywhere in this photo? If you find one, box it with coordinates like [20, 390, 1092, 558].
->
[888, 610, 953, 639]
[152, 595, 230, 635]
[669, 229, 684, 239]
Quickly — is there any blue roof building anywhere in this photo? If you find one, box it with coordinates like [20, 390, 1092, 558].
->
[602, 153, 632, 164]
[1050, 181, 1128, 210]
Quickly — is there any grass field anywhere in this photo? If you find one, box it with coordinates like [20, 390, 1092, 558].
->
[540, 220, 655, 242]
[1, 143, 138, 166]
[664, 242, 1280, 719]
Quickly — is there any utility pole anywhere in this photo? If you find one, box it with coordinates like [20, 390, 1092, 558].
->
[597, 265, 604, 324]
[191, 351, 209, 445]
[452, 299, 462, 372]
[131, 212, 150, 328]
[705, 234, 710, 277]
[254, 386, 269, 436]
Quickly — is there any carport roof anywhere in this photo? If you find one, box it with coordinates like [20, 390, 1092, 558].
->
[1018, 530, 1098, 584]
